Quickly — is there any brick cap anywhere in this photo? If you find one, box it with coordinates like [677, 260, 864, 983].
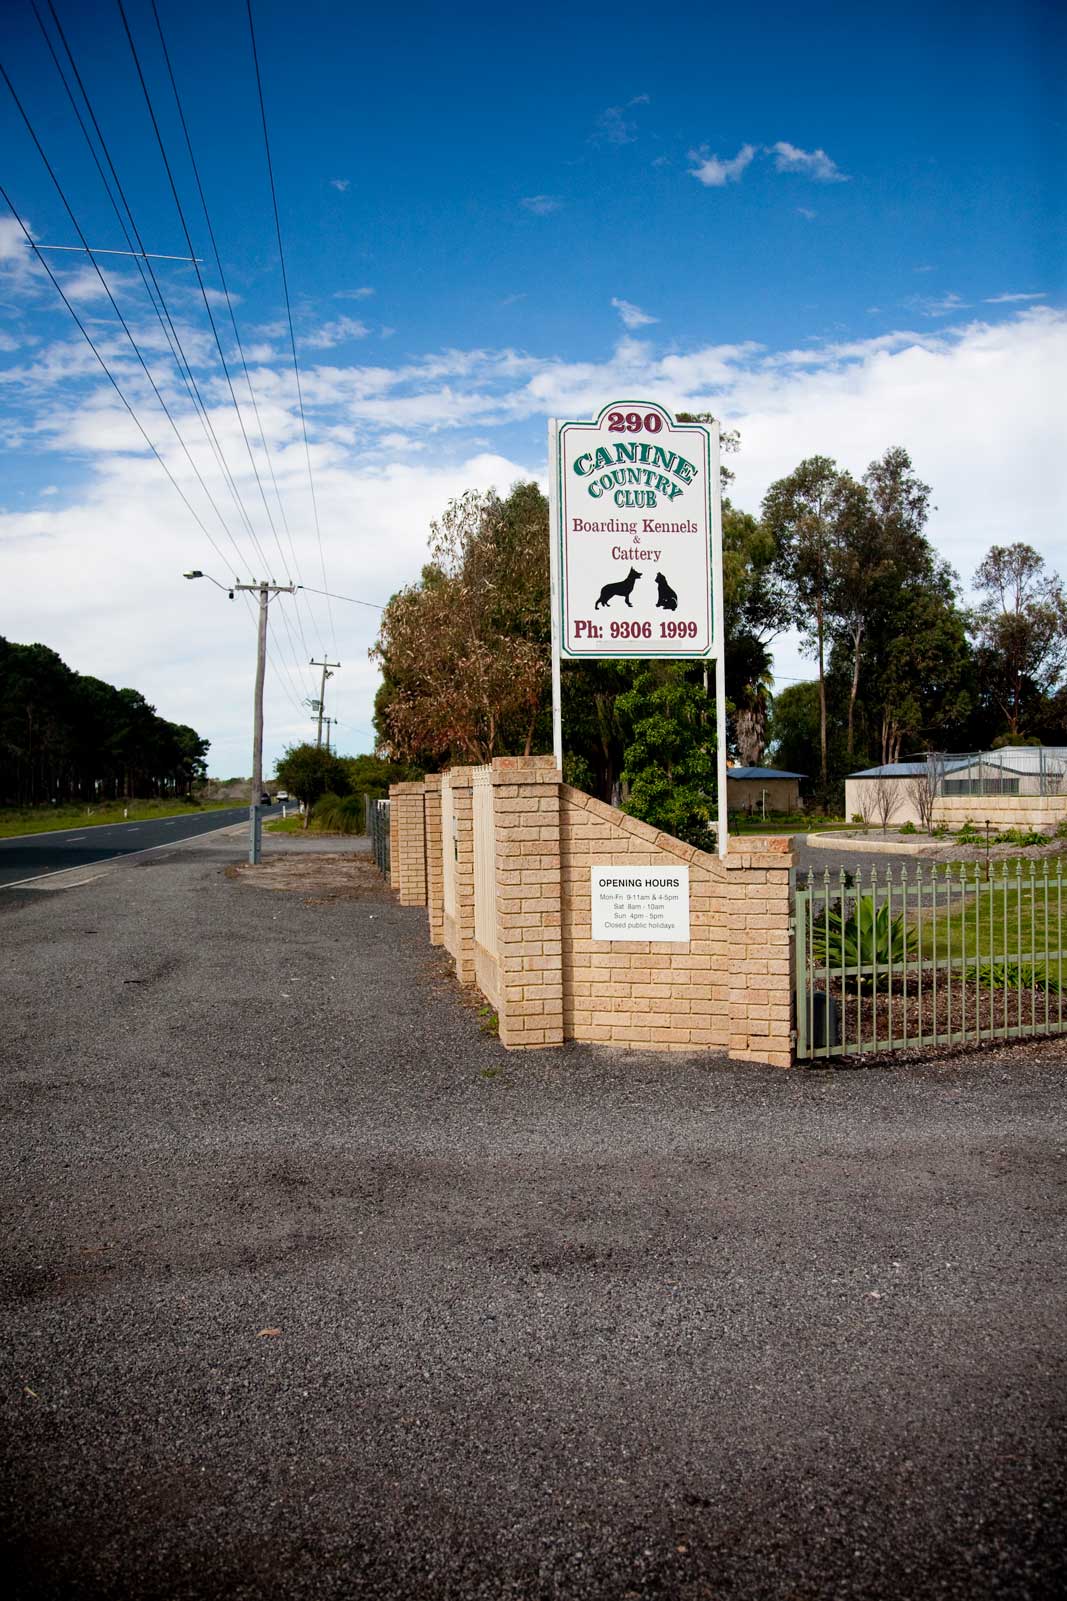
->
[729, 835, 794, 854]
[389, 780, 427, 796]
[491, 755, 561, 784]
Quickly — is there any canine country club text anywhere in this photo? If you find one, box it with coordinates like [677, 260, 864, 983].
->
[571, 441, 699, 507]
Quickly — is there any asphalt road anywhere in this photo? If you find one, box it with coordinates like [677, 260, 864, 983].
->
[0, 806, 258, 889]
[1, 830, 1065, 1600]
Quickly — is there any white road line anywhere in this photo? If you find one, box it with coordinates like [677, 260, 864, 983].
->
[0, 817, 250, 891]
[0, 810, 243, 845]
[67, 836, 86, 842]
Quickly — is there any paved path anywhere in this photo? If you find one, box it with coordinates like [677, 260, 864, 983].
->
[1, 831, 1064, 1600]
[0, 806, 259, 889]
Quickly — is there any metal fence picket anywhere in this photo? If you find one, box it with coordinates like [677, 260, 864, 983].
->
[794, 858, 1066, 1060]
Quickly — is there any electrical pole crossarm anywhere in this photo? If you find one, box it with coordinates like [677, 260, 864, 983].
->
[309, 657, 341, 747]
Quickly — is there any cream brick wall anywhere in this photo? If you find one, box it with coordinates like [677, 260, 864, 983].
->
[932, 794, 1067, 832]
[491, 757, 563, 1050]
[388, 758, 797, 1067]
[561, 789, 794, 1067]
[389, 781, 427, 907]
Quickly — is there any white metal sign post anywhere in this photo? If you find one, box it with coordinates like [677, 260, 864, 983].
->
[548, 401, 728, 856]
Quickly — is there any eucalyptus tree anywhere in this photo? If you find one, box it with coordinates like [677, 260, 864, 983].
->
[971, 543, 1067, 738]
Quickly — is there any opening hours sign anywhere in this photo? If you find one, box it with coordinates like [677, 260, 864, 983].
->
[549, 401, 721, 660]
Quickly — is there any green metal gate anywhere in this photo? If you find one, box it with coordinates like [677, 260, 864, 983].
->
[795, 861, 1066, 1061]
[371, 798, 391, 876]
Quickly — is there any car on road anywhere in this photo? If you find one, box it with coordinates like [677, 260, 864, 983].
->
[259, 792, 271, 805]
[276, 790, 289, 801]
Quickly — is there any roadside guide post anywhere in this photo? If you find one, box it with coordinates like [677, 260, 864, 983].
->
[547, 402, 728, 856]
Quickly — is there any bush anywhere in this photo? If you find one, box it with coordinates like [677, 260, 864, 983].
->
[312, 792, 366, 834]
[966, 960, 1061, 993]
[992, 827, 1050, 847]
[811, 895, 918, 993]
[899, 820, 917, 835]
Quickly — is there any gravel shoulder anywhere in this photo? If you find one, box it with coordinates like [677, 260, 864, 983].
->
[1, 831, 1065, 1600]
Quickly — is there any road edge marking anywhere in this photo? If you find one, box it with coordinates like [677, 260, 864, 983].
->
[0, 817, 251, 891]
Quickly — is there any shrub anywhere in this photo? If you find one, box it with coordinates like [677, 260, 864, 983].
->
[991, 827, 1050, 847]
[312, 792, 366, 834]
[899, 820, 917, 835]
[810, 895, 918, 993]
[966, 960, 1062, 994]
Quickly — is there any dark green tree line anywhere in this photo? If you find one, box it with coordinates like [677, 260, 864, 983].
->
[0, 638, 209, 807]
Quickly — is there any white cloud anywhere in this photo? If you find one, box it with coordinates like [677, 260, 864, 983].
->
[769, 141, 847, 182]
[689, 144, 756, 187]
[984, 291, 1046, 304]
[334, 287, 375, 300]
[796, 206, 817, 220]
[521, 195, 562, 215]
[0, 218, 32, 263]
[304, 315, 371, 349]
[611, 297, 658, 330]
[330, 178, 351, 192]
[909, 291, 969, 318]
[3, 288, 1064, 772]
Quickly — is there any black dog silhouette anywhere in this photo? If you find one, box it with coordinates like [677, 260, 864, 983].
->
[654, 572, 678, 611]
[595, 567, 642, 609]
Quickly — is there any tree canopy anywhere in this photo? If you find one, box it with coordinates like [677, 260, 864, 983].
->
[372, 446, 1065, 834]
[0, 637, 209, 807]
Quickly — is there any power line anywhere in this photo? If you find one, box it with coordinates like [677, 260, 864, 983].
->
[28, 0, 258, 583]
[115, 0, 287, 590]
[14, 7, 316, 714]
[147, 0, 318, 681]
[299, 584, 384, 611]
[246, 0, 337, 659]
[111, 0, 316, 704]
[0, 185, 236, 577]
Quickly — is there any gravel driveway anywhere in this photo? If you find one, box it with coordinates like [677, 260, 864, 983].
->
[1, 829, 1065, 1600]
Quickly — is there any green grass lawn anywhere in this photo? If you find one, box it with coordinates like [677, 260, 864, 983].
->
[0, 797, 238, 839]
[914, 868, 1067, 966]
[729, 815, 849, 835]
[265, 815, 364, 836]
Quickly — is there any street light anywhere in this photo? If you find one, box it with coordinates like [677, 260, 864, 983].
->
[182, 569, 293, 862]
[184, 570, 234, 599]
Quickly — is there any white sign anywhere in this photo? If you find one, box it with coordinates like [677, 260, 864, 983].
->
[590, 864, 691, 942]
[552, 401, 717, 659]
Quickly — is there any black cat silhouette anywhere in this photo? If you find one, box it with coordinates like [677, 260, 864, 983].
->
[595, 567, 642, 609]
[654, 573, 678, 611]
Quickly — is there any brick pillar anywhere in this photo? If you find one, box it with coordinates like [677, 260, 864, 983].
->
[448, 767, 477, 984]
[492, 756, 564, 1050]
[424, 773, 444, 946]
[390, 781, 427, 907]
[723, 839, 794, 1069]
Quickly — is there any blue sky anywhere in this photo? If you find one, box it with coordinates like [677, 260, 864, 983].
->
[1, 0, 1064, 773]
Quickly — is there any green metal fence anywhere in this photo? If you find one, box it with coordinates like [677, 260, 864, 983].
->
[371, 798, 391, 877]
[795, 861, 1066, 1060]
